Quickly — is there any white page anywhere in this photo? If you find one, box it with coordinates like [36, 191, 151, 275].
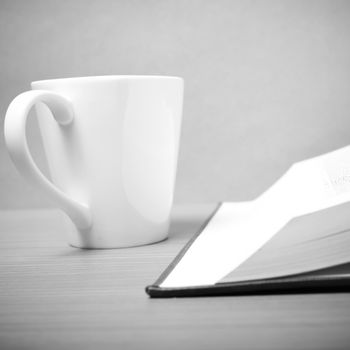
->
[161, 146, 350, 288]
[222, 201, 350, 282]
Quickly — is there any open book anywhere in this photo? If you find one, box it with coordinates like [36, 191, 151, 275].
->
[146, 146, 350, 297]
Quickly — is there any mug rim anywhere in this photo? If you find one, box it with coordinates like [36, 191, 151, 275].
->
[32, 75, 183, 85]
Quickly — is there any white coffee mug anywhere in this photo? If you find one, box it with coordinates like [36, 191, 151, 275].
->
[4, 75, 184, 248]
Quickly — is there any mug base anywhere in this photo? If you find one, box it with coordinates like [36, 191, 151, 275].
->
[63, 213, 171, 249]
[69, 235, 168, 249]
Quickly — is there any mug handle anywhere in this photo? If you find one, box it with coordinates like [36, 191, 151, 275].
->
[4, 90, 92, 230]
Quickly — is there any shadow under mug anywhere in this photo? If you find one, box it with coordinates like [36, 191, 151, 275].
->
[4, 75, 184, 248]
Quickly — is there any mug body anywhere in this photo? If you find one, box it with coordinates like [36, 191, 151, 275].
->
[31, 76, 183, 248]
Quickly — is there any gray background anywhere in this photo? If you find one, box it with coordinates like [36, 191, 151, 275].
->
[1, 0, 350, 209]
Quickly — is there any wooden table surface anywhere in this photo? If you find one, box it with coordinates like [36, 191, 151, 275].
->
[0, 204, 350, 350]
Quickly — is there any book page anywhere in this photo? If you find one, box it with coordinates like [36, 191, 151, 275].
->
[221, 201, 350, 283]
[160, 146, 350, 288]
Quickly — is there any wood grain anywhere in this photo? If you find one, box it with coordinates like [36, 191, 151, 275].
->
[0, 204, 350, 350]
